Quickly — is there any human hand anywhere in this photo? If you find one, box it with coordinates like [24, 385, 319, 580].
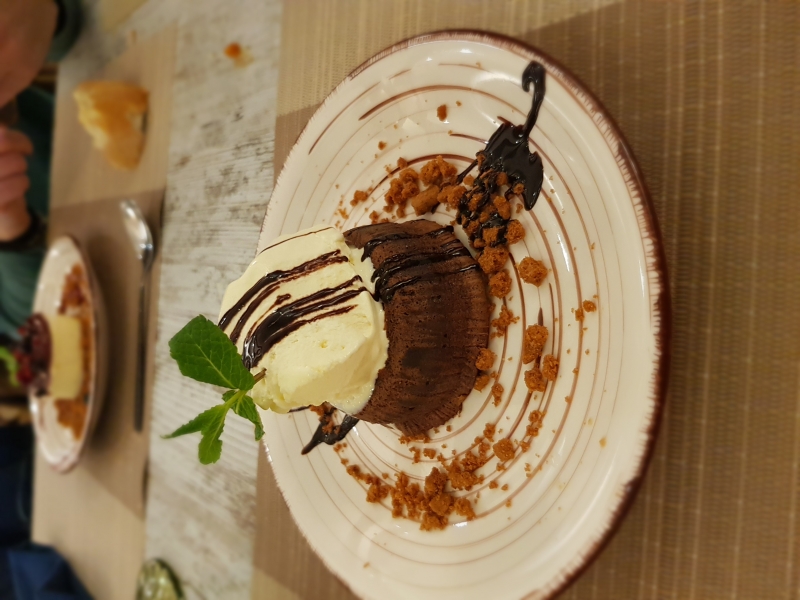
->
[0, 0, 58, 108]
[0, 128, 33, 242]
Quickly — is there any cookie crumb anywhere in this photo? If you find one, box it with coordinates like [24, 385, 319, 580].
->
[583, 299, 597, 312]
[437, 104, 447, 121]
[410, 185, 440, 215]
[492, 195, 512, 220]
[378, 141, 387, 150]
[519, 257, 547, 286]
[438, 184, 466, 209]
[491, 305, 518, 337]
[478, 246, 509, 274]
[522, 325, 548, 363]
[542, 355, 559, 381]
[491, 383, 503, 406]
[505, 220, 525, 244]
[453, 497, 475, 520]
[474, 373, 492, 391]
[524, 368, 547, 392]
[350, 189, 369, 206]
[420, 155, 457, 186]
[493, 439, 515, 462]
[488, 270, 512, 298]
[384, 167, 419, 212]
[475, 348, 496, 370]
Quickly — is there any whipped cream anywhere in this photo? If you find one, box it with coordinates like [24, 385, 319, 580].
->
[218, 225, 388, 414]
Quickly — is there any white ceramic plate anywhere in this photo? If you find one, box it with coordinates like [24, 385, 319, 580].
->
[30, 236, 108, 473]
[257, 33, 669, 599]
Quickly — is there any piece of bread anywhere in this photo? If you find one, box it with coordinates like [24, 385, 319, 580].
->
[73, 81, 148, 171]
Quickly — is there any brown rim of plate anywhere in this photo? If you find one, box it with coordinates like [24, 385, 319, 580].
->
[271, 29, 672, 600]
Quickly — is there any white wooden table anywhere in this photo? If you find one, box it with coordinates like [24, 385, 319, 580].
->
[145, 1, 281, 597]
[45, 0, 282, 597]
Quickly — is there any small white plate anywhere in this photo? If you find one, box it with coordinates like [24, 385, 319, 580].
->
[257, 33, 669, 600]
[30, 236, 108, 473]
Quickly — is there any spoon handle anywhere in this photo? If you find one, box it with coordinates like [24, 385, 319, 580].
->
[134, 276, 150, 431]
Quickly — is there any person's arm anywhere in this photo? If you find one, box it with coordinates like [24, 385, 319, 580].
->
[0, 0, 58, 108]
[0, 128, 44, 339]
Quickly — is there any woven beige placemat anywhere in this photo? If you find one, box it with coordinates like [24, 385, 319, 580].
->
[254, 1, 800, 598]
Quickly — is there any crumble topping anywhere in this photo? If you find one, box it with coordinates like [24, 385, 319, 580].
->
[519, 257, 547, 286]
[475, 348, 496, 371]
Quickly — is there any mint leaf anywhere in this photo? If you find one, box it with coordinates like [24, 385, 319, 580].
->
[229, 392, 264, 441]
[197, 406, 227, 465]
[169, 315, 255, 390]
[164, 403, 229, 464]
[0, 348, 19, 387]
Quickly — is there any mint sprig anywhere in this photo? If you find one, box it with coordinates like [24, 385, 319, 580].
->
[164, 315, 264, 464]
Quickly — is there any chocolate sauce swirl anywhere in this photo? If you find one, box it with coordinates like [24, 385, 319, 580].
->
[360, 225, 453, 261]
[241, 276, 369, 369]
[219, 250, 349, 342]
[452, 62, 546, 249]
[301, 405, 359, 455]
[458, 61, 546, 211]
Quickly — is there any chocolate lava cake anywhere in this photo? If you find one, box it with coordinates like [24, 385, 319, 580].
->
[344, 220, 491, 435]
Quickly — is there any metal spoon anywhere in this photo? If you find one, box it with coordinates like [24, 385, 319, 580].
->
[120, 199, 156, 432]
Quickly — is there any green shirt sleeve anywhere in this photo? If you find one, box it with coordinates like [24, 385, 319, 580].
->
[0, 245, 45, 339]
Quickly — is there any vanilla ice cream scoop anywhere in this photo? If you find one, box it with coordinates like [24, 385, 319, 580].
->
[218, 225, 388, 414]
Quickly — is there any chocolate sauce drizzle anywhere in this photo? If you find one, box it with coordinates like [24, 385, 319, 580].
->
[301, 404, 360, 455]
[219, 250, 349, 342]
[359, 225, 453, 261]
[242, 276, 369, 369]
[369, 232, 477, 301]
[455, 62, 546, 248]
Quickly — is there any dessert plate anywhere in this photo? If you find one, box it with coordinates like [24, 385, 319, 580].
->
[258, 32, 669, 599]
[30, 236, 108, 473]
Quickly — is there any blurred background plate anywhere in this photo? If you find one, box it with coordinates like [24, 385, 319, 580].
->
[258, 33, 669, 600]
[30, 236, 108, 473]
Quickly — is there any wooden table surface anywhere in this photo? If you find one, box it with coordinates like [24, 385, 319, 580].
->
[33, 0, 281, 597]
